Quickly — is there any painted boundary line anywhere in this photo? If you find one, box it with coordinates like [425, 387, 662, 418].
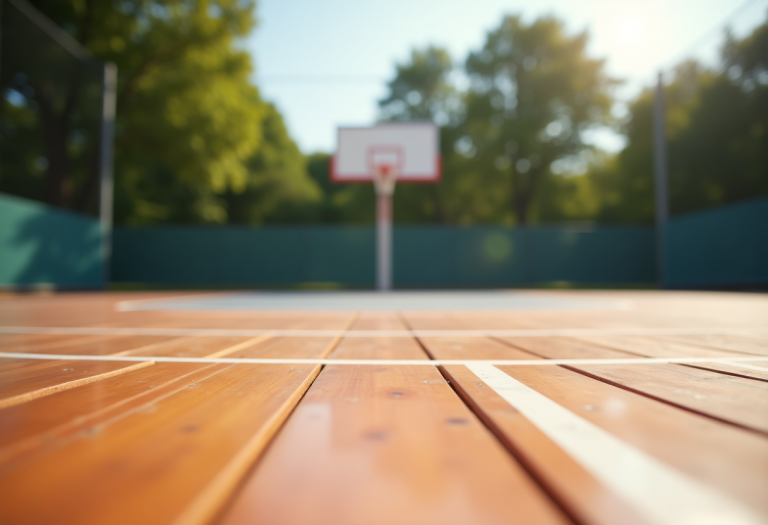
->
[467, 363, 765, 525]
[1, 326, 768, 338]
[1, 352, 767, 367]
[113, 298, 636, 313]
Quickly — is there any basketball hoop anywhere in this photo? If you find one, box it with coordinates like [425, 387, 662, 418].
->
[369, 146, 402, 196]
[372, 164, 398, 196]
[331, 123, 441, 291]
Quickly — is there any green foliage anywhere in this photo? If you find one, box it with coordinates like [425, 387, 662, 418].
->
[223, 103, 320, 224]
[0, 98, 44, 200]
[304, 153, 375, 224]
[8, 4, 764, 227]
[375, 14, 768, 227]
[593, 16, 768, 223]
[377, 46, 458, 224]
[3, 0, 318, 225]
[462, 15, 617, 225]
[379, 46, 459, 124]
[373, 17, 616, 226]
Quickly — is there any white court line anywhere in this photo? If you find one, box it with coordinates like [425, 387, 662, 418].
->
[719, 361, 768, 373]
[467, 363, 766, 525]
[1, 326, 768, 338]
[1, 352, 767, 367]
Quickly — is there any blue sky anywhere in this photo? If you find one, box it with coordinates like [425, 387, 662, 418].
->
[245, 0, 768, 154]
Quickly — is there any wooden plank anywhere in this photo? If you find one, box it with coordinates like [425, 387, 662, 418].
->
[572, 335, 743, 358]
[405, 308, 768, 386]
[574, 363, 768, 434]
[0, 334, 120, 353]
[454, 364, 768, 524]
[684, 362, 768, 382]
[0, 333, 90, 348]
[0, 336, 267, 396]
[510, 365, 768, 513]
[435, 362, 768, 524]
[0, 336, 346, 467]
[659, 334, 768, 357]
[0, 335, 180, 356]
[572, 335, 768, 382]
[0, 362, 213, 465]
[228, 337, 336, 359]
[0, 363, 326, 525]
[216, 315, 570, 525]
[0, 360, 155, 409]
[124, 336, 254, 357]
[45, 335, 180, 356]
[420, 336, 541, 360]
[499, 336, 768, 433]
[0, 312, 356, 525]
[216, 365, 570, 525]
[500, 336, 634, 359]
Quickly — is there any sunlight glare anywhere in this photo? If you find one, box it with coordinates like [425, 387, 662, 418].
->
[616, 17, 644, 44]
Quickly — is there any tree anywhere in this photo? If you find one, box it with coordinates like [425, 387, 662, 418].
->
[302, 153, 375, 224]
[463, 15, 617, 225]
[223, 103, 320, 224]
[379, 46, 458, 124]
[377, 46, 459, 224]
[1, 0, 318, 225]
[594, 15, 768, 223]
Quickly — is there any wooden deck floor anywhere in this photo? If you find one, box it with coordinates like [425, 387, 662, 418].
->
[0, 290, 766, 525]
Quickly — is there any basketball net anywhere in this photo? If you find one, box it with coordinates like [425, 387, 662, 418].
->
[372, 164, 398, 196]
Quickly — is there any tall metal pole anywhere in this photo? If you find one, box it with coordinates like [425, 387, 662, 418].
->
[373, 168, 396, 291]
[376, 193, 392, 290]
[99, 62, 117, 288]
[653, 71, 668, 289]
[0, 0, 5, 88]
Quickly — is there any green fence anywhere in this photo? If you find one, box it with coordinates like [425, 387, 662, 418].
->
[112, 226, 375, 286]
[112, 224, 656, 287]
[0, 192, 103, 288]
[667, 196, 768, 287]
[5, 192, 763, 289]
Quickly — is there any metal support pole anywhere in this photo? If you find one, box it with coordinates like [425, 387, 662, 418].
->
[653, 71, 668, 289]
[0, 0, 5, 87]
[376, 193, 392, 291]
[373, 166, 397, 291]
[99, 62, 117, 288]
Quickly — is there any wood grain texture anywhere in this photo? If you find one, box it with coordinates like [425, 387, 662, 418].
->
[570, 336, 768, 381]
[1, 291, 767, 525]
[684, 362, 768, 382]
[442, 369, 768, 525]
[0, 360, 155, 408]
[573, 363, 768, 434]
[216, 364, 570, 525]
[0, 362, 212, 465]
[659, 334, 768, 357]
[0, 363, 324, 525]
[0, 307, 356, 525]
[571, 335, 744, 358]
[443, 364, 651, 525]
[413, 311, 768, 523]
[495, 336, 768, 432]
[216, 313, 569, 525]
[0, 334, 122, 353]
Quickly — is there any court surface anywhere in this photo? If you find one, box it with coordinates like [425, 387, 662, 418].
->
[0, 290, 767, 525]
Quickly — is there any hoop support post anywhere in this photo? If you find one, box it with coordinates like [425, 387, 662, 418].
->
[373, 166, 397, 291]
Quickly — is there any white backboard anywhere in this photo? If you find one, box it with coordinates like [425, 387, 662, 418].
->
[331, 122, 441, 182]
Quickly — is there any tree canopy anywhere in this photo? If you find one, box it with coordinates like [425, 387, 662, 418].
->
[593, 16, 768, 223]
[3, 6, 765, 227]
[373, 16, 616, 226]
[1, 0, 318, 224]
